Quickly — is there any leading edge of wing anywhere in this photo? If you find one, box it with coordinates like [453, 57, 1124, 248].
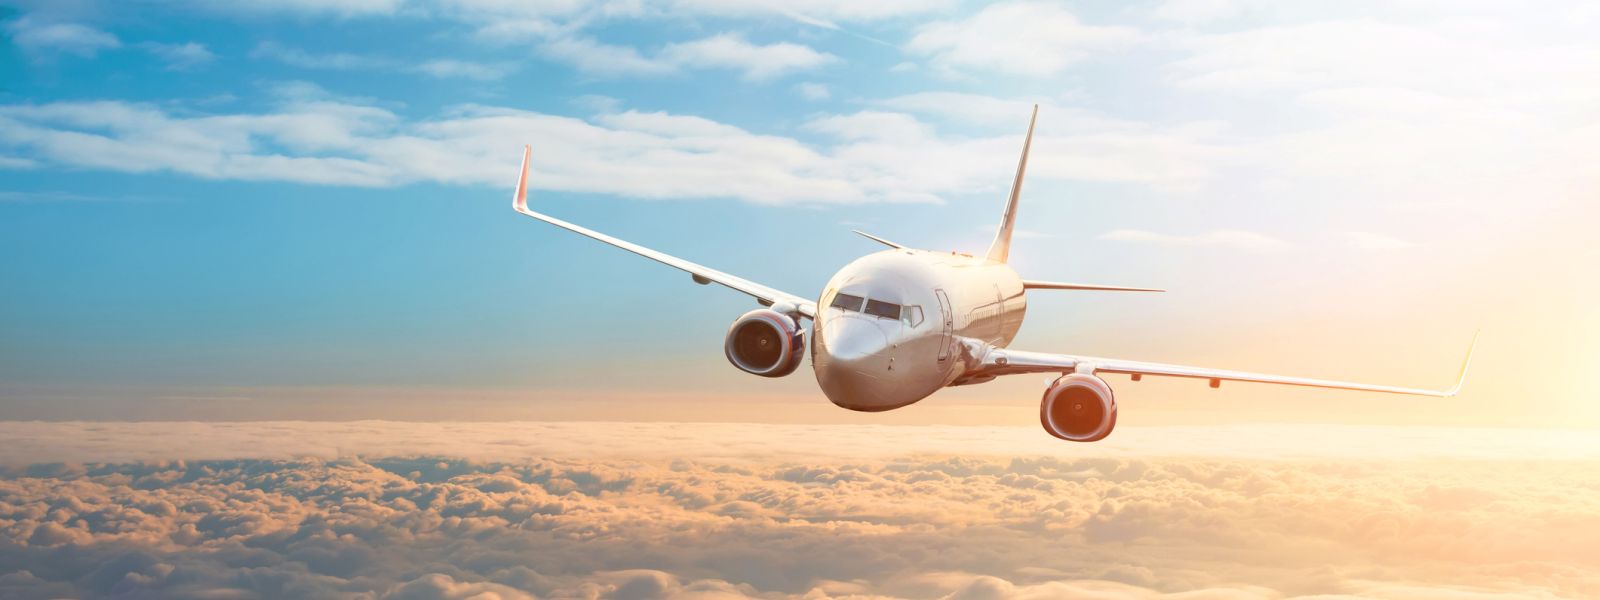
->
[509, 145, 817, 318]
[982, 332, 1477, 397]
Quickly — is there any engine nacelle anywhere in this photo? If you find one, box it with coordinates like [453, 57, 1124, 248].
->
[1040, 373, 1118, 442]
[724, 309, 804, 378]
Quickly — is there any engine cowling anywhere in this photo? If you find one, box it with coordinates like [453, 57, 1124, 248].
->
[724, 309, 804, 377]
[1040, 373, 1118, 442]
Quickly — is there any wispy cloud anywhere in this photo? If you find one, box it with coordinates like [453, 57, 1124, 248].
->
[251, 41, 395, 70]
[795, 82, 831, 101]
[0, 100, 1225, 204]
[539, 33, 835, 80]
[1100, 228, 1289, 251]
[6, 17, 120, 58]
[139, 41, 216, 70]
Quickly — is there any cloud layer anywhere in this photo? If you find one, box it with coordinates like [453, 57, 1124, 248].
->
[1, 422, 1597, 599]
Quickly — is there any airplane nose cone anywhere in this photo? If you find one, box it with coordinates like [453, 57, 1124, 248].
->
[816, 315, 903, 411]
[822, 316, 888, 361]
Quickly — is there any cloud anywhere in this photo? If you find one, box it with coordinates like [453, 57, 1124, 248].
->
[190, 0, 408, 18]
[415, 58, 514, 81]
[251, 40, 397, 70]
[1100, 228, 1289, 251]
[0, 99, 1227, 204]
[796, 82, 830, 101]
[5, 17, 120, 57]
[659, 33, 837, 81]
[536, 33, 835, 80]
[0, 421, 1593, 599]
[138, 41, 216, 70]
[906, 2, 1141, 77]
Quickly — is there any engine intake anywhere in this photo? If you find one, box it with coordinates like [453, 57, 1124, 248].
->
[1040, 373, 1118, 442]
[725, 309, 804, 377]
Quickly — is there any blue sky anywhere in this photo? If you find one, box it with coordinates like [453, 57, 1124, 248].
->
[1, 0, 1596, 425]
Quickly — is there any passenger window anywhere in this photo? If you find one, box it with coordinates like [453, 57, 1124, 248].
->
[830, 293, 865, 312]
[901, 305, 924, 327]
[864, 299, 901, 319]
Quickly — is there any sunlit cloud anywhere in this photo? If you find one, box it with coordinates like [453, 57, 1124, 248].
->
[0, 421, 1594, 598]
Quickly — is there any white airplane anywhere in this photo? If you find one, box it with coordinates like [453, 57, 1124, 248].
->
[509, 106, 1474, 442]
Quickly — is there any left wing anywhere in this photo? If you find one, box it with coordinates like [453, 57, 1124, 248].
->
[966, 333, 1476, 397]
[509, 145, 816, 318]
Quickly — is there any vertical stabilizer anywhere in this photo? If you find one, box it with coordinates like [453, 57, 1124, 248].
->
[985, 104, 1038, 263]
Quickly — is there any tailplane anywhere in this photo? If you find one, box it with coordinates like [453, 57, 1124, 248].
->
[985, 104, 1038, 263]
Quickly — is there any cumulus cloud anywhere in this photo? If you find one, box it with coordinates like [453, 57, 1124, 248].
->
[906, 2, 1141, 77]
[0, 421, 1595, 599]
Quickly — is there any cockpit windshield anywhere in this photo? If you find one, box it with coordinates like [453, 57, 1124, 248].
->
[829, 291, 923, 327]
[830, 293, 865, 312]
[864, 299, 900, 319]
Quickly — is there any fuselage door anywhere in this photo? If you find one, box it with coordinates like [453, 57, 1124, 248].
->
[935, 288, 953, 362]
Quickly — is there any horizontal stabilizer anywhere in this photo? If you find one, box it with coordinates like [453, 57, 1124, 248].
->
[1023, 280, 1164, 293]
[851, 230, 906, 249]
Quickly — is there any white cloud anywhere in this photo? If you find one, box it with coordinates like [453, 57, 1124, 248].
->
[415, 58, 514, 81]
[139, 41, 216, 70]
[538, 35, 679, 76]
[795, 82, 831, 101]
[1150, 0, 1242, 23]
[1100, 228, 1289, 251]
[0, 421, 1593, 598]
[536, 33, 835, 80]
[0, 100, 1226, 204]
[251, 40, 396, 70]
[5, 17, 120, 57]
[906, 2, 1141, 77]
[660, 33, 837, 80]
[0, 156, 37, 169]
[192, 0, 408, 18]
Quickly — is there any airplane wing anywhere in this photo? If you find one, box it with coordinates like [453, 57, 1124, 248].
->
[509, 145, 817, 319]
[965, 333, 1476, 397]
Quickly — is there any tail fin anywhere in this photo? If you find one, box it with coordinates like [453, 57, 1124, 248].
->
[512, 144, 532, 213]
[985, 104, 1038, 263]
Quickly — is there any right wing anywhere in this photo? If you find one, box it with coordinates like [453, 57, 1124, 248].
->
[966, 333, 1476, 397]
[509, 145, 817, 319]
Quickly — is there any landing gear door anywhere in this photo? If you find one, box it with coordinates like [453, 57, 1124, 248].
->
[935, 288, 954, 362]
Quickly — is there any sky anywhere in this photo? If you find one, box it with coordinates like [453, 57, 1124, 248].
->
[1, 0, 1598, 427]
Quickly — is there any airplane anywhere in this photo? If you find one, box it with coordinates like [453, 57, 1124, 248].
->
[508, 105, 1474, 442]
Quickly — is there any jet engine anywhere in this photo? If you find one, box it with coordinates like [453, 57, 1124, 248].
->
[1040, 373, 1118, 442]
[724, 309, 804, 377]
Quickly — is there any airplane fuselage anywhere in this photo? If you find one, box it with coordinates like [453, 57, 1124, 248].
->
[812, 249, 1027, 411]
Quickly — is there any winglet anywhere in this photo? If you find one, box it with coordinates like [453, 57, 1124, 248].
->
[512, 144, 532, 214]
[1443, 330, 1479, 397]
[985, 104, 1038, 264]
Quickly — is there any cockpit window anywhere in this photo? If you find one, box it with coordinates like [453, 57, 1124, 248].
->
[864, 299, 901, 319]
[902, 305, 924, 327]
[830, 293, 865, 312]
